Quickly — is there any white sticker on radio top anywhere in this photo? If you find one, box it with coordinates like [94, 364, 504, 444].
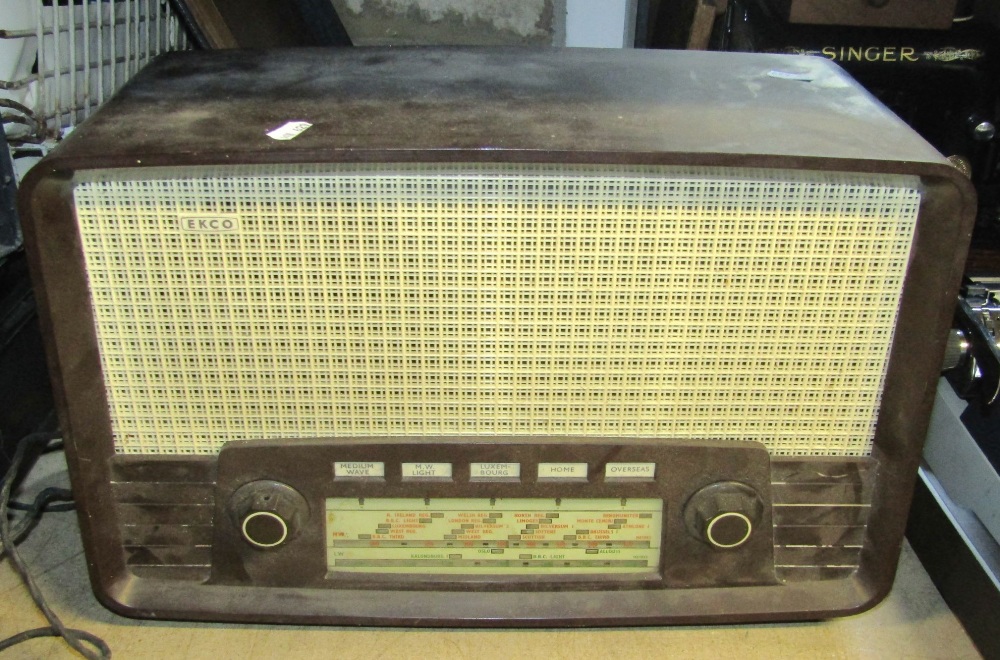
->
[767, 69, 815, 82]
[266, 121, 312, 140]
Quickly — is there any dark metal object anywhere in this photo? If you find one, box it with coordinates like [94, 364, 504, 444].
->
[909, 377, 1000, 660]
[954, 298, 1000, 405]
[944, 277, 1000, 407]
[1, 124, 55, 484]
[1, 123, 20, 257]
[761, 0, 959, 30]
[17, 48, 975, 625]
[0, 251, 56, 487]
[908, 471, 1000, 660]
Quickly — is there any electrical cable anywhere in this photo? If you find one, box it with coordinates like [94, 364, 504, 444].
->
[0, 626, 111, 656]
[1, 119, 42, 146]
[1, 99, 45, 143]
[8, 487, 76, 514]
[0, 98, 38, 119]
[0, 432, 111, 659]
[11, 146, 46, 159]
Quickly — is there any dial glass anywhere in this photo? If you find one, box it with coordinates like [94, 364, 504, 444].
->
[326, 497, 663, 574]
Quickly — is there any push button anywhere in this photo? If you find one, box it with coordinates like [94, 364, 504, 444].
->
[470, 463, 521, 481]
[537, 463, 588, 480]
[401, 462, 452, 480]
[605, 462, 656, 479]
[334, 462, 385, 480]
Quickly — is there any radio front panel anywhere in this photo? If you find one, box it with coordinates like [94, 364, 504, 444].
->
[20, 47, 974, 626]
[201, 440, 776, 591]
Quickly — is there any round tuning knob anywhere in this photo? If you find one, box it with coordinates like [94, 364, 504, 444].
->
[229, 480, 309, 549]
[683, 481, 764, 550]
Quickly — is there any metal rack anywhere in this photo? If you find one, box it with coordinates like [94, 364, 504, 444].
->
[2, 0, 189, 136]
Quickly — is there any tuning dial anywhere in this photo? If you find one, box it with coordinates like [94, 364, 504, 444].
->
[229, 480, 309, 549]
[683, 482, 764, 549]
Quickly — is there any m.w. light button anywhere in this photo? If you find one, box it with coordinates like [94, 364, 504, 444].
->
[401, 462, 452, 480]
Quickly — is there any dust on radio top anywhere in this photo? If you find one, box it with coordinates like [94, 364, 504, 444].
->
[24, 47, 951, 173]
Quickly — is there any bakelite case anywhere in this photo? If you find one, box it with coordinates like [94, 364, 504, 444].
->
[19, 48, 974, 625]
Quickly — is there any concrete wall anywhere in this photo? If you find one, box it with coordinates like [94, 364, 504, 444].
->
[331, 0, 561, 46]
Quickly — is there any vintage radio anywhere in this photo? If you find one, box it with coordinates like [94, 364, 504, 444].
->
[19, 47, 974, 625]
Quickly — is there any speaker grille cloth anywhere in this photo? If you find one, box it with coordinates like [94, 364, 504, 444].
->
[72, 164, 920, 456]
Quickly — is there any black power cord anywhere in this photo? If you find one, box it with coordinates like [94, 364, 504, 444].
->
[0, 432, 111, 659]
[8, 487, 75, 513]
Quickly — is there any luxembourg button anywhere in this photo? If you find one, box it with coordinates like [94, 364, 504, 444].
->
[537, 463, 588, 480]
[469, 462, 521, 480]
[401, 462, 453, 479]
[605, 462, 656, 479]
[333, 461, 385, 479]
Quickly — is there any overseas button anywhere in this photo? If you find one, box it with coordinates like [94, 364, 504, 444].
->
[604, 462, 656, 480]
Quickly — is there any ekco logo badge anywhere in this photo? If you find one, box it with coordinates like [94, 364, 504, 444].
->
[179, 215, 241, 232]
